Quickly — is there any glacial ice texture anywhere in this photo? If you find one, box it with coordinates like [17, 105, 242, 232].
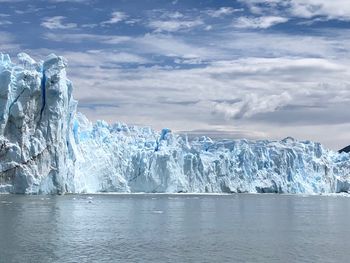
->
[0, 53, 349, 194]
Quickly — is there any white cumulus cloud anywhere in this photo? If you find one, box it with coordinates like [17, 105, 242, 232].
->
[148, 19, 203, 32]
[206, 7, 241, 17]
[234, 16, 289, 29]
[240, 0, 350, 21]
[101, 11, 128, 25]
[41, 16, 77, 29]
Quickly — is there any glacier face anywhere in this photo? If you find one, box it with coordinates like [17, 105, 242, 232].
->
[0, 53, 350, 194]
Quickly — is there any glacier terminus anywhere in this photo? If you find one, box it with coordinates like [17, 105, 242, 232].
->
[0, 53, 349, 194]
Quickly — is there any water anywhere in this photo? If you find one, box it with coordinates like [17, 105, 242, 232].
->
[0, 194, 349, 263]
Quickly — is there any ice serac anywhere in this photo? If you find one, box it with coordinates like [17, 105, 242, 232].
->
[1, 53, 350, 194]
[0, 53, 77, 193]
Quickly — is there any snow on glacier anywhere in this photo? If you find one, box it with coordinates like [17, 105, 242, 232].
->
[0, 53, 350, 194]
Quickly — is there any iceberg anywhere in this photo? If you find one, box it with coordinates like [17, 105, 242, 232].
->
[0, 53, 349, 194]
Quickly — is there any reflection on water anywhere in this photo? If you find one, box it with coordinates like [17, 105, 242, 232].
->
[0, 194, 350, 263]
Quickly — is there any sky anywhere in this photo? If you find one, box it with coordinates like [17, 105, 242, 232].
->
[0, 0, 350, 150]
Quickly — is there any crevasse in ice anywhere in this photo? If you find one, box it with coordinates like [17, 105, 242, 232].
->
[0, 53, 349, 194]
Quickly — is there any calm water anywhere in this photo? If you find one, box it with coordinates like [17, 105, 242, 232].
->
[0, 194, 350, 263]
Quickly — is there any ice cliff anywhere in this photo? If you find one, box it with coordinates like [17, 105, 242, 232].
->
[1, 53, 350, 194]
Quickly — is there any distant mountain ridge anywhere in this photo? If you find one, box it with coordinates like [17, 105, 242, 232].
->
[339, 145, 350, 153]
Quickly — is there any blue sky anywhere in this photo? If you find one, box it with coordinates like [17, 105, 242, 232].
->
[1, 0, 350, 149]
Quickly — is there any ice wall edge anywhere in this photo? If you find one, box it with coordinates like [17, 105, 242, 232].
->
[0, 53, 349, 194]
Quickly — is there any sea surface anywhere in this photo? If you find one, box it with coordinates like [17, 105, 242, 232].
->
[0, 194, 349, 263]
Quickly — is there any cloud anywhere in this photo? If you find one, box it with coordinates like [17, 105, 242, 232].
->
[43, 32, 131, 44]
[58, 51, 350, 148]
[125, 19, 142, 25]
[43, 32, 219, 61]
[48, 0, 90, 2]
[42, 28, 350, 62]
[0, 31, 20, 52]
[41, 16, 77, 29]
[206, 7, 242, 18]
[10, 1, 349, 150]
[234, 16, 289, 29]
[147, 18, 203, 32]
[144, 9, 206, 32]
[0, 31, 14, 42]
[101, 11, 127, 25]
[28, 29, 350, 149]
[133, 33, 223, 60]
[0, 20, 12, 26]
[14, 6, 44, 15]
[61, 50, 149, 66]
[215, 30, 348, 58]
[288, 0, 350, 20]
[180, 128, 267, 141]
[240, 0, 350, 21]
[214, 92, 292, 119]
[162, 11, 184, 19]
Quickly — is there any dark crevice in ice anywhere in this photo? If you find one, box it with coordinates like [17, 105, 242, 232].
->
[39, 69, 46, 122]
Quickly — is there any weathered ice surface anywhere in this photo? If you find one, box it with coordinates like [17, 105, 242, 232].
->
[0, 53, 77, 193]
[1, 53, 350, 194]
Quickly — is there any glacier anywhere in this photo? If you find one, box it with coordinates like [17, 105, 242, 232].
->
[0, 53, 350, 194]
